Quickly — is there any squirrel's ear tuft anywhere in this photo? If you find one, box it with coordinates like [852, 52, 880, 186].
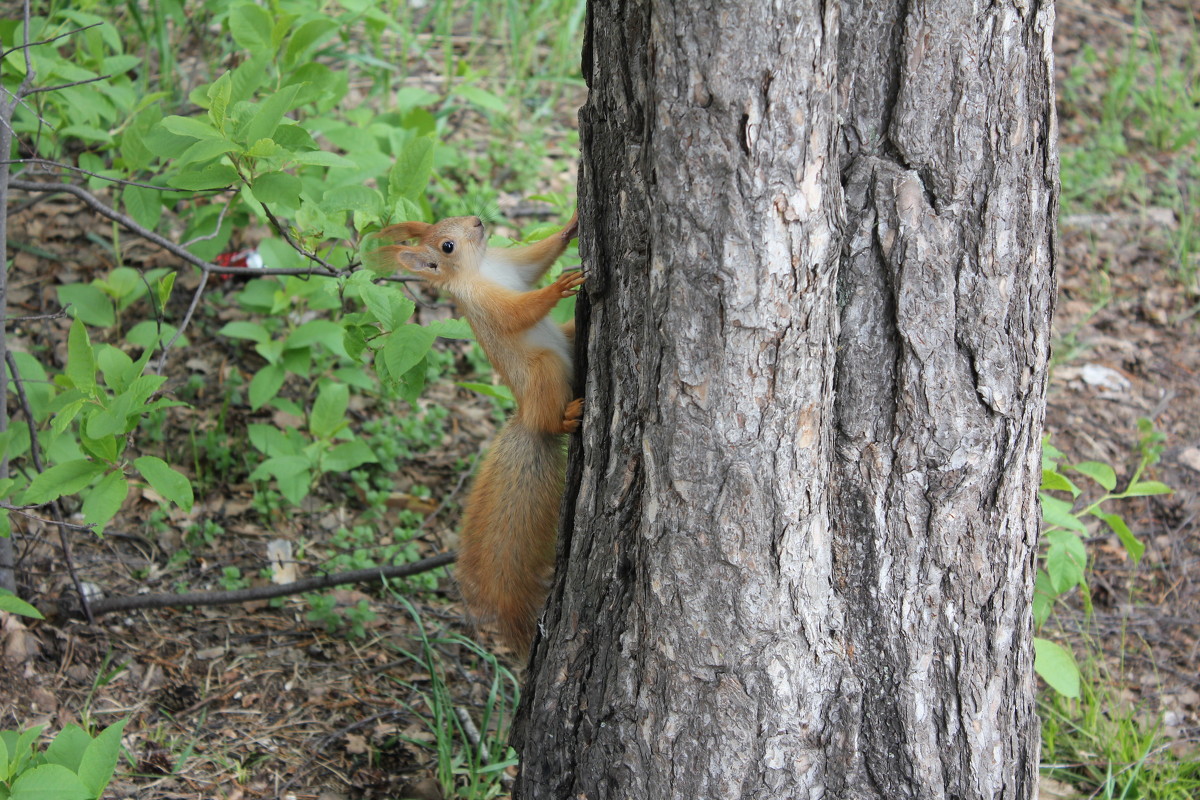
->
[378, 221, 431, 242]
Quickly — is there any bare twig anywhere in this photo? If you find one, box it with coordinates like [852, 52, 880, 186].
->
[0, 22, 103, 61]
[5, 157, 190, 191]
[9, 179, 342, 277]
[153, 269, 208, 374]
[180, 195, 234, 246]
[258, 200, 343, 274]
[4, 309, 69, 323]
[83, 551, 456, 617]
[23, 74, 111, 96]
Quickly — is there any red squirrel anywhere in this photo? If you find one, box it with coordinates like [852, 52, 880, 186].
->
[374, 212, 582, 655]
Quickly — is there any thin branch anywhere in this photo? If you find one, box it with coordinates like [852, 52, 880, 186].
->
[180, 195, 234, 246]
[0, 22, 103, 61]
[83, 551, 456, 617]
[4, 309, 69, 324]
[153, 269, 208, 374]
[23, 74, 110, 96]
[258, 200, 343, 274]
[1, 505, 95, 532]
[9, 180, 343, 277]
[6, 158, 190, 191]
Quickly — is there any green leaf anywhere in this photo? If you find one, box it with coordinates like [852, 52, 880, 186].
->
[427, 318, 475, 340]
[77, 720, 127, 797]
[1040, 469, 1078, 495]
[454, 84, 508, 113]
[383, 324, 436, 378]
[310, 382, 349, 440]
[283, 18, 338, 66]
[388, 135, 434, 202]
[57, 284, 115, 327]
[248, 424, 298, 457]
[1096, 512, 1144, 564]
[397, 358, 427, 405]
[0, 588, 43, 620]
[161, 115, 223, 140]
[65, 319, 97, 393]
[228, 54, 270, 103]
[230, 2, 275, 56]
[207, 71, 233, 131]
[44, 725, 90, 772]
[101, 267, 144, 306]
[167, 163, 239, 191]
[51, 398, 87, 435]
[1120, 480, 1172, 497]
[9, 763, 92, 800]
[125, 320, 187, 350]
[1041, 439, 1065, 468]
[272, 122, 318, 151]
[1032, 569, 1055, 629]
[291, 150, 354, 167]
[1045, 529, 1087, 594]
[79, 427, 121, 464]
[135, 457, 194, 511]
[175, 136, 240, 168]
[96, 346, 135, 392]
[457, 382, 514, 404]
[240, 84, 303, 144]
[357, 282, 397, 328]
[285, 320, 346, 355]
[324, 441, 378, 472]
[155, 272, 177, 312]
[1039, 493, 1087, 533]
[123, 185, 162, 231]
[1068, 460, 1117, 492]
[1033, 637, 1081, 698]
[251, 171, 302, 208]
[249, 363, 286, 410]
[343, 324, 370, 361]
[244, 138, 285, 159]
[248, 456, 311, 504]
[59, 124, 113, 143]
[322, 185, 383, 215]
[23, 460, 106, 505]
[394, 86, 440, 111]
[81, 470, 129, 530]
[219, 321, 271, 344]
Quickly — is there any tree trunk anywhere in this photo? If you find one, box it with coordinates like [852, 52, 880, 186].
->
[513, 0, 1056, 797]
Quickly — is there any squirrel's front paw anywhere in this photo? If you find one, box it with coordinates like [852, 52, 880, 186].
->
[561, 398, 584, 433]
[551, 270, 585, 298]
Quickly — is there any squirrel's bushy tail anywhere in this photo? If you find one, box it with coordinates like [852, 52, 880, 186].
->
[456, 419, 565, 655]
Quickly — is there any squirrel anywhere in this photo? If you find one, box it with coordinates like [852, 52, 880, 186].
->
[373, 212, 583, 655]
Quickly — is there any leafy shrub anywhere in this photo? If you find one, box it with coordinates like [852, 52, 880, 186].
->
[0, 721, 126, 800]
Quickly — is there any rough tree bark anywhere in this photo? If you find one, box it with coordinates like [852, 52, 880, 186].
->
[513, 0, 1057, 798]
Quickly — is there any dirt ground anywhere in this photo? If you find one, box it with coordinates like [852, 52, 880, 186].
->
[2, 2, 1198, 798]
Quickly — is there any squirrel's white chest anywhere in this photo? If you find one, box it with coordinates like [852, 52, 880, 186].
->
[478, 255, 530, 291]
[467, 256, 572, 370]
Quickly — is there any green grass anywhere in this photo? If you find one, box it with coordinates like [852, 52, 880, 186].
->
[1059, 7, 1200, 289]
[1040, 675, 1200, 799]
[387, 594, 520, 800]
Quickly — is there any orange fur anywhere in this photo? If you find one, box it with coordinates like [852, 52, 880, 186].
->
[376, 212, 581, 655]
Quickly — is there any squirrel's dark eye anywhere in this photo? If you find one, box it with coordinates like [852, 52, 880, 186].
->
[441, 241, 455, 254]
